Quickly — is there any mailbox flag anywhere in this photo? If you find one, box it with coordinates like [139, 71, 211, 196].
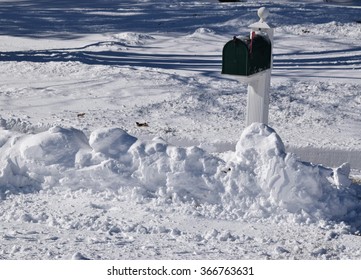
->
[249, 31, 256, 56]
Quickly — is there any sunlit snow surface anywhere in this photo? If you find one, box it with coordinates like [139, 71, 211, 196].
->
[0, 0, 361, 259]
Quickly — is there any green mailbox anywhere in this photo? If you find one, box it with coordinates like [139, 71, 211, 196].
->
[222, 34, 271, 76]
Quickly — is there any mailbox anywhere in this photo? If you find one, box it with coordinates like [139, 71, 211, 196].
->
[222, 34, 271, 76]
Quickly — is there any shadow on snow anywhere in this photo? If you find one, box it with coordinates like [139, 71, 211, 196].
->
[0, 45, 221, 75]
[0, 0, 360, 39]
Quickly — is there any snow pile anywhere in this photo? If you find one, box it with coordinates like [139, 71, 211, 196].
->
[0, 122, 359, 224]
[112, 32, 155, 46]
[187, 27, 216, 38]
[220, 124, 359, 222]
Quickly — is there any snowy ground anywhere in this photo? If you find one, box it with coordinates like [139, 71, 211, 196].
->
[0, 0, 361, 260]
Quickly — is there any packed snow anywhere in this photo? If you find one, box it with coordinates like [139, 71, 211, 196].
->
[0, 0, 361, 260]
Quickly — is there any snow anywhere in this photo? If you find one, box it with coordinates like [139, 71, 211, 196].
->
[0, 0, 361, 260]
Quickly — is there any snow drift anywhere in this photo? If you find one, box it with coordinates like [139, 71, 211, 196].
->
[221, 124, 358, 222]
[0, 120, 360, 225]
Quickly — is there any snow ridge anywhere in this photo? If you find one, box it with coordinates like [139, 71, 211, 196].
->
[1, 122, 359, 227]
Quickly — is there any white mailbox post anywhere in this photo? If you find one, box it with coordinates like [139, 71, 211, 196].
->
[246, 7, 274, 126]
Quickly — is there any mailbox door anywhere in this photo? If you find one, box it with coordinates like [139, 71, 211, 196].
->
[222, 38, 249, 76]
[248, 35, 271, 75]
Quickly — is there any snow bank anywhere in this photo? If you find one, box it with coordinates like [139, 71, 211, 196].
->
[220, 124, 359, 222]
[112, 32, 155, 46]
[0, 122, 360, 225]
